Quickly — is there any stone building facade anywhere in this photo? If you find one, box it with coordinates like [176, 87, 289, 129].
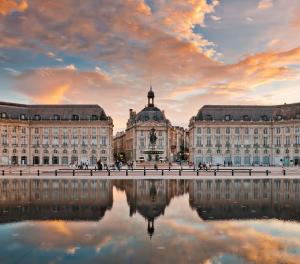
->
[189, 104, 300, 166]
[0, 102, 113, 166]
[123, 87, 172, 162]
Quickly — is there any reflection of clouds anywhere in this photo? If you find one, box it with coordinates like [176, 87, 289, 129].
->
[161, 219, 300, 264]
[3, 187, 300, 263]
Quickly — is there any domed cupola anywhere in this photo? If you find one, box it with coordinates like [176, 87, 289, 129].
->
[147, 86, 155, 107]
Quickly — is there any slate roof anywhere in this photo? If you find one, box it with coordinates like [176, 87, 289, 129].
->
[195, 103, 300, 121]
[135, 106, 167, 123]
[0, 101, 109, 121]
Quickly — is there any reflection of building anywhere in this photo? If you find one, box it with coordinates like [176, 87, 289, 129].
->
[122, 87, 172, 162]
[123, 179, 186, 238]
[189, 179, 300, 220]
[0, 102, 113, 166]
[189, 104, 300, 166]
[0, 179, 113, 222]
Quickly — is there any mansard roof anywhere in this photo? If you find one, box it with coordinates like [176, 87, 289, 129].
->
[0, 101, 109, 121]
[195, 103, 300, 121]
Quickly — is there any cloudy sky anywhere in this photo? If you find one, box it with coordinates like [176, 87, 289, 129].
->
[1, 0, 300, 131]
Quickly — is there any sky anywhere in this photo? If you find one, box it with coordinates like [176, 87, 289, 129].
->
[1, 0, 300, 132]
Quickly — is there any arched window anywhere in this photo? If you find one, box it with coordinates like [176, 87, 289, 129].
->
[72, 114, 79, 121]
[276, 115, 283, 121]
[63, 149, 68, 154]
[20, 114, 26, 120]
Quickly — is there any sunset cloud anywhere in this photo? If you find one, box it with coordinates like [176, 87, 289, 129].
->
[1, 0, 300, 130]
[0, 0, 28, 15]
[257, 0, 273, 10]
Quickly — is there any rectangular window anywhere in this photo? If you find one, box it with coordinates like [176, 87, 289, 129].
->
[235, 128, 240, 134]
[35, 128, 39, 134]
[226, 128, 230, 134]
[216, 128, 220, 134]
[285, 127, 290, 134]
[92, 128, 97, 135]
[53, 136, 59, 145]
[295, 135, 300, 145]
[43, 136, 49, 145]
[21, 127, 26, 134]
[285, 136, 290, 145]
[276, 127, 281, 134]
[53, 128, 59, 135]
[206, 136, 211, 146]
[12, 135, 17, 145]
[207, 128, 211, 134]
[197, 128, 201, 134]
[276, 136, 281, 146]
[101, 136, 107, 146]
[295, 127, 300, 134]
[196, 136, 201, 147]
[263, 137, 268, 146]
[92, 136, 97, 145]
[245, 128, 249, 135]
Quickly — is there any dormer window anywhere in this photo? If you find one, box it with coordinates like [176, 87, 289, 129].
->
[20, 114, 26, 120]
[225, 115, 231, 121]
[276, 115, 283, 121]
[1, 112, 7, 119]
[53, 114, 60, 120]
[72, 114, 79, 121]
[205, 115, 213, 121]
[34, 114, 41, 120]
[91, 115, 98, 121]
[243, 115, 250, 121]
[261, 115, 268, 121]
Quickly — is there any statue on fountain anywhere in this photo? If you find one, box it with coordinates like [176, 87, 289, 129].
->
[149, 128, 157, 147]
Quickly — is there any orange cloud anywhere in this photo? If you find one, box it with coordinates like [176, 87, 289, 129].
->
[0, 0, 28, 15]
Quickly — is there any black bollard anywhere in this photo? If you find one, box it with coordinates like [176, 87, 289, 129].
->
[126, 169, 128, 176]
[37, 170, 40, 176]
[266, 170, 269, 176]
[231, 169, 234, 176]
[73, 170, 75, 176]
[144, 167, 146, 176]
[283, 169, 286, 176]
[179, 169, 181, 176]
[196, 169, 199, 176]
[90, 170, 93, 176]
[249, 169, 251, 176]
[169, 165, 170, 171]
[214, 170, 216, 176]
[162, 169, 164, 176]
[2, 170, 4, 176]
[108, 170, 110, 176]
[55, 170, 57, 176]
